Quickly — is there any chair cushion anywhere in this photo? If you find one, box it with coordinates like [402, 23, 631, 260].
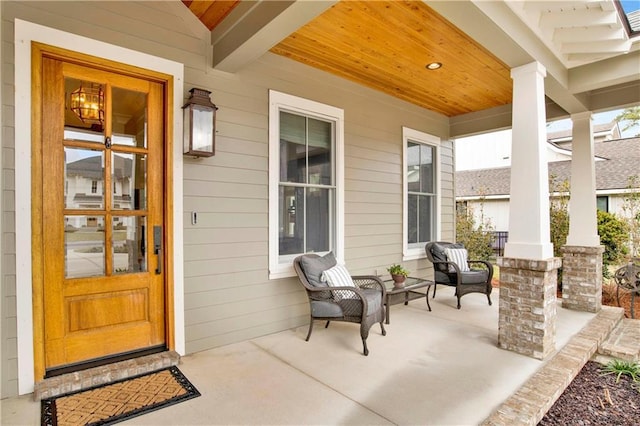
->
[338, 288, 382, 317]
[310, 300, 343, 318]
[300, 252, 337, 287]
[434, 269, 489, 285]
[321, 264, 355, 288]
[444, 247, 470, 272]
[460, 269, 489, 284]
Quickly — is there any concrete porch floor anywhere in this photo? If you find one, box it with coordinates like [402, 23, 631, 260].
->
[2, 287, 600, 425]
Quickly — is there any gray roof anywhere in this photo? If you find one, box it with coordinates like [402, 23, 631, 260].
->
[628, 10, 640, 32]
[456, 137, 640, 197]
[546, 121, 619, 142]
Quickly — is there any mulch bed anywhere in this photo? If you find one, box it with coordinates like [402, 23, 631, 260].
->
[538, 361, 639, 425]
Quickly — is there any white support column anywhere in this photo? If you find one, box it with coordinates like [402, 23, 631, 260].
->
[566, 112, 600, 246]
[504, 62, 554, 260]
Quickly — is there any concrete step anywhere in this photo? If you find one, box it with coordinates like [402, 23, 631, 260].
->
[597, 318, 640, 362]
[33, 350, 180, 401]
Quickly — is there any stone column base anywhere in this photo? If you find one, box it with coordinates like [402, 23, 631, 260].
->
[561, 245, 604, 313]
[497, 257, 561, 360]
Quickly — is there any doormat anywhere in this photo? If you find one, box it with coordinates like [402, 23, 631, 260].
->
[41, 366, 200, 426]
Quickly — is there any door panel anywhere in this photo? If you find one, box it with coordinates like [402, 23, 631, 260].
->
[42, 57, 166, 370]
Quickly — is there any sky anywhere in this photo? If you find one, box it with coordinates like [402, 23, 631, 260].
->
[620, 0, 640, 13]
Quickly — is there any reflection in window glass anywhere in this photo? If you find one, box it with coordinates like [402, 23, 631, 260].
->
[65, 147, 104, 210]
[64, 76, 105, 138]
[278, 111, 334, 258]
[407, 141, 436, 247]
[113, 216, 147, 274]
[112, 86, 147, 148]
[112, 153, 146, 210]
[64, 215, 105, 278]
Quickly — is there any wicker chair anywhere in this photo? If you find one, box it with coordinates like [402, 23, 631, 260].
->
[613, 262, 640, 318]
[293, 253, 386, 356]
[425, 241, 493, 309]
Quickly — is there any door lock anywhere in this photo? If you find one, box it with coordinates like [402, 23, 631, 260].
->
[153, 225, 162, 275]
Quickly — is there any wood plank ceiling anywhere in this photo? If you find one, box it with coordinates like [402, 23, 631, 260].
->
[183, 0, 514, 117]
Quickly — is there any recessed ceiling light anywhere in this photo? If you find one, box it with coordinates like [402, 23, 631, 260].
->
[426, 62, 442, 70]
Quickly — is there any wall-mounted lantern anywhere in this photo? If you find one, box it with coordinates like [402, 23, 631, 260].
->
[183, 88, 218, 157]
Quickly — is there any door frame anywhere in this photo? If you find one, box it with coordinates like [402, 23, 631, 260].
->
[15, 19, 186, 395]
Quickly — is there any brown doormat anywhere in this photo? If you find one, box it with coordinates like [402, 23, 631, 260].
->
[41, 366, 200, 426]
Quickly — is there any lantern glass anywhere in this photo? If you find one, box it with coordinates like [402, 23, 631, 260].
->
[192, 106, 214, 152]
[182, 88, 217, 157]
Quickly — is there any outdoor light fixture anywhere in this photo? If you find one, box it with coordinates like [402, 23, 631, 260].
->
[183, 88, 218, 158]
[426, 62, 442, 70]
[70, 82, 105, 125]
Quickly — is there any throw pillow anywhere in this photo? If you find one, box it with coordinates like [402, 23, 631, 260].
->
[444, 247, 470, 272]
[321, 264, 356, 301]
[300, 252, 337, 287]
[321, 264, 356, 288]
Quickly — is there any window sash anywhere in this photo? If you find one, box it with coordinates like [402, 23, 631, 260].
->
[402, 127, 440, 260]
[268, 90, 344, 279]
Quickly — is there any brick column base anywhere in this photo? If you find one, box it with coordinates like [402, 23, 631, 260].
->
[497, 257, 561, 360]
[561, 245, 604, 313]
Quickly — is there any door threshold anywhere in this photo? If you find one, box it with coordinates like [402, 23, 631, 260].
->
[34, 350, 180, 401]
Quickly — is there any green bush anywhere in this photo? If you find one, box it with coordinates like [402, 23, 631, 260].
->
[549, 176, 570, 258]
[456, 204, 494, 261]
[598, 210, 629, 277]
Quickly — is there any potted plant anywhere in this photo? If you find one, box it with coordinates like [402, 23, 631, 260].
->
[387, 264, 409, 287]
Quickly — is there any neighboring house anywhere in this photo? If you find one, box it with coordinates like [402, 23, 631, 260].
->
[546, 121, 622, 148]
[1, 0, 639, 397]
[456, 136, 640, 233]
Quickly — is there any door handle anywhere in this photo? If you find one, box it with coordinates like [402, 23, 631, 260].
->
[153, 225, 162, 275]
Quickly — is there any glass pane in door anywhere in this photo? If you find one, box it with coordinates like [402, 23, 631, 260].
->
[64, 77, 105, 140]
[113, 216, 147, 274]
[64, 215, 105, 278]
[64, 147, 104, 210]
[112, 152, 147, 210]
[111, 86, 147, 148]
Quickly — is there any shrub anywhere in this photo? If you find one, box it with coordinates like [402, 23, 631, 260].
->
[621, 175, 640, 258]
[600, 359, 640, 383]
[598, 210, 629, 278]
[456, 203, 494, 262]
[549, 176, 570, 258]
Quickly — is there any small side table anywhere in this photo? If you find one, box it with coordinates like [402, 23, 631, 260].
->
[382, 277, 434, 324]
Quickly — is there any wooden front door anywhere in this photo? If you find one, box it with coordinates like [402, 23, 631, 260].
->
[39, 54, 167, 372]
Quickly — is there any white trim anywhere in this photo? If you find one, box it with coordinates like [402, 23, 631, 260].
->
[402, 127, 441, 261]
[268, 90, 344, 279]
[15, 19, 185, 395]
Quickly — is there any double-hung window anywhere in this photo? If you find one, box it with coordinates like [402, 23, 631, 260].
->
[403, 127, 440, 259]
[269, 90, 344, 278]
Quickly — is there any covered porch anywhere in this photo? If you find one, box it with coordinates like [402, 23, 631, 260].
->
[4, 287, 630, 425]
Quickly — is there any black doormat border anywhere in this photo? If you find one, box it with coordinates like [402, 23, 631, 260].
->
[41, 366, 200, 426]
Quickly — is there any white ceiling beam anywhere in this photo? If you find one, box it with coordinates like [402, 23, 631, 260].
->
[210, 0, 336, 73]
[561, 39, 631, 54]
[569, 49, 640, 93]
[553, 26, 625, 43]
[523, 1, 603, 13]
[539, 10, 618, 28]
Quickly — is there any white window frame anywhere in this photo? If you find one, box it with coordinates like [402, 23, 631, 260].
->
[402, 127, 441, 260]
[268, 90, 345, 279]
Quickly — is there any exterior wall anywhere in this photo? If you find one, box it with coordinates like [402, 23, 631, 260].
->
[0, 1, 453, 396]
[466, 199, 510, 232]
[455, 131, 571, 172]
[467, 194, 632, 235]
